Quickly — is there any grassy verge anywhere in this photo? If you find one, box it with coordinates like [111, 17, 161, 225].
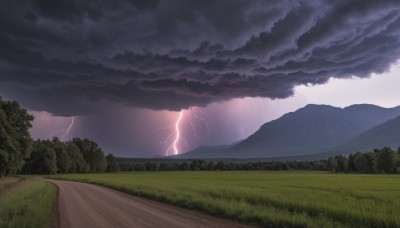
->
[54, 172, 400, 227]
[0, 177, 26, 196]
[0, 178, 56, 228]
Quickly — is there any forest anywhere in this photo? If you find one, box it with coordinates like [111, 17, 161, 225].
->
[0, 97, 119, 177]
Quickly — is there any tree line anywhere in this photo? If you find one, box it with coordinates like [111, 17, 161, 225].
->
[0, 97, 119, 177]
[327, 147, 400, 174]
[119, 159, 330, 172]
[0, 98, 33, 177]
[22, 138, 120, 175]
[119, 148, 400, 173]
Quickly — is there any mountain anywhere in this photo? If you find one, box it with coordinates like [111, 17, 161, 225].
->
[326, 115, 400, 155]
[175, 140, 243, 158]
[217, 104, 400, 158]
[175, 145, 230, 158]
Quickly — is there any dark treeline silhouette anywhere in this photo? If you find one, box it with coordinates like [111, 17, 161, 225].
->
[119, 159, 330, 172]
[327, 147, 400, 174]
[0, 96, 119, 176]
[119, 148, 400, 173]
[22, 137, 120, 175]
[1, 97, 34, 177]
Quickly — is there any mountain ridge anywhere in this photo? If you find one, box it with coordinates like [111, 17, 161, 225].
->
[327, 114, 400, 155]
[177, 103, 400, 158]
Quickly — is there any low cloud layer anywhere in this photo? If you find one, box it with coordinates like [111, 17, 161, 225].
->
[1, 0, 400, 115]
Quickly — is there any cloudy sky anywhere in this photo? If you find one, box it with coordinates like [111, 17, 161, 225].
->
[1, 0, 400, 157]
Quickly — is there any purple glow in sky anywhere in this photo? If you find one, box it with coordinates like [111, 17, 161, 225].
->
[29, 63, 400, 156]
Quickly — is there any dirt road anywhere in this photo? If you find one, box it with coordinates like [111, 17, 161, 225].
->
[47, 180, 253, 228]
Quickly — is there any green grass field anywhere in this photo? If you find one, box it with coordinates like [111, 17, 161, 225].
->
[0, 178, 56, 228]
[55, 172, 400, 227]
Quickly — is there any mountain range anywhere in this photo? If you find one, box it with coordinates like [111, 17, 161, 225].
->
[327, 114, 400, 155]
[176, 104, 400, 159]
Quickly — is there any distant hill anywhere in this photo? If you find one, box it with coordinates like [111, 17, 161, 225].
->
[326, 115, 400, 155]
[178, 104, 400, 158]
[222, 104, 400, 158]
[174, 145, 230, 158]
[175, 140, 242, 158]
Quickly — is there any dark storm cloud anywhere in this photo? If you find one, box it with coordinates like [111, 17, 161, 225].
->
[1, 0, 400, 115]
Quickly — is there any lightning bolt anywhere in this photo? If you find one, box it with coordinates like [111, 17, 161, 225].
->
[155, 123, 175, 131]
[173, 110, 184, 155]
[188, 115, 199, 139]
[160, 107, 211, 156]
[166, 111, 184, 155]
[60, 117, 75, 141]
[193, 112, 210, 136]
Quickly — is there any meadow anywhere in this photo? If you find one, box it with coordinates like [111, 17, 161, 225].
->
[55, 172, 400, 227]
[0, 177, 56, 228]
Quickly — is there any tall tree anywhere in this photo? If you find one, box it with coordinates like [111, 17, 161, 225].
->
[347, 154, 357, 172]
[327, 157, 338, 172]
[53, 138, 73, 174]
[0, 98, 34, 177]
[66, 142, 89, 173]
[354, 152, 375, 173]
[336, 155, 348, 173]
[0, 110, 19, 177]
[72, 138, 106, 172]
[375, 147, 398, 173]
[105, 153, 120, 172]
[24, 140, 57, 175]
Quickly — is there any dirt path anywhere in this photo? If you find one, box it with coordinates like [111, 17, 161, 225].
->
[47, 180, 254, 228]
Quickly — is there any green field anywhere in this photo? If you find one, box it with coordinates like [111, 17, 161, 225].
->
[0, 178, 56, 228]
[55, 172, 400, 227]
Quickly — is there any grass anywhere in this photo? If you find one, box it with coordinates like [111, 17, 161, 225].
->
[55, 172, 400, 227]
[0, 177, 25, 196]
[0, 178, 56, 228]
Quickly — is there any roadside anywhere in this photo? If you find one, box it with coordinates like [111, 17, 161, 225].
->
[0, 176, 27, 197]
[48, 181, 60, 228]
[0, 177, 55, 228]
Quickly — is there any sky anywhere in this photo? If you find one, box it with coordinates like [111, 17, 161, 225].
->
[1, 0, 400, 157]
